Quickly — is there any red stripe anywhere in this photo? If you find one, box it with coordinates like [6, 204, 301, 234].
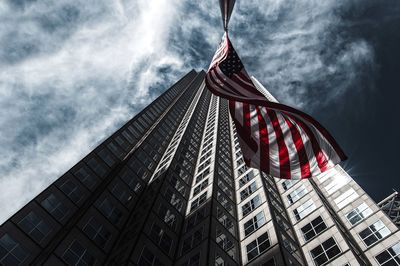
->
[267, 109, 291, 178]
[283, 115, 311, 178]
[287, 114, 329, 172]
[256, 106, 270, 173]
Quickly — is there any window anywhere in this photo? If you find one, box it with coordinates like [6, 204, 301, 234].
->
[216, 231, 234, 253]
[246, 232, 270, 261]
[62, 240, 95, 266]
[158, 206, 176, 229]
[182, 228, 203, 254]
[182, 253, 200, 266]
[282, 179, 299, 191]
[74, 166, 98, 190]
[83, 217, 111, 249]
[310, 237, 341, 266]
[150, 224, 173, 253]
[300, 216, 327, 241]
[165, 188, 183, 211]
[244, 212, 266, 237]
[287, 185, 308, 204]
[60, 180, 83, 203]
[110, 182, 133, 204]
[190, 192, 207, 212]
[334, 188, 358, 209]
[240, 182, 257, 201]
[375, 242, 400, 266]
[324, 174, 349, 195]
[119, 168, 143, 193]
[293, 199, 316, 221]
[242, 195, 262, 217]
[41, 194, 69, 221]
[216, 208, 234, 235]
[18, 211, 51, 243]
[196, 167, 210, 184]
[345, 203, 373, 225]
[98, 198, 122, 224]
[359, 220, 390, 247]
[193, 179, 209, 196]
[0, 234, 29, 265]
[138, 246, 165, 266]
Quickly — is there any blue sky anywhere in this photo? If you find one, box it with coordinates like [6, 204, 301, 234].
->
[0, 0, 399, 223]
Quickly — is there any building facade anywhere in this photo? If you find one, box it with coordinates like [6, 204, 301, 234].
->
[0, 70, 399, 266]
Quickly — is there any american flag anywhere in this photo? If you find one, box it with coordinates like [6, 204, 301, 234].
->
[205, 33, 347, 179]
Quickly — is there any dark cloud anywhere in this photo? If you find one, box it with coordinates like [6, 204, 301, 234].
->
[0, 0, 399, 223]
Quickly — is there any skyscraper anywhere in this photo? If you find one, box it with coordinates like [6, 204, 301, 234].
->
[0, 70, 399, 266]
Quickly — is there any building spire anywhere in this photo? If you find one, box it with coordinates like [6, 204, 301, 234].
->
[219, 0, 236, 31]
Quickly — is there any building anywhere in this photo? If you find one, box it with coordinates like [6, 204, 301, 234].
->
[0, 70, 399, 266]
[378, 191, 400, 227]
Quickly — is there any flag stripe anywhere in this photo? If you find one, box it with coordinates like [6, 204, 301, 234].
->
[256, 106, 270, 173]
[287, 114, 329, 172]
[267, 109, 291, 178]
[283, 115, 311, 178]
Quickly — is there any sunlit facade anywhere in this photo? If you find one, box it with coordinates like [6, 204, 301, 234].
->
[0, 70, 399, 266]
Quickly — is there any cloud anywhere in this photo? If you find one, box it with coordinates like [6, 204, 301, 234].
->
[0, 0, 378, 223]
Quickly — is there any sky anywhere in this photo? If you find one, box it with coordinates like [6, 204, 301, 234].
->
[0, 0, 399, 224]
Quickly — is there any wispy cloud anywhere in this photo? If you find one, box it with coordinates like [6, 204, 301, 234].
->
[0, 0, 378, 223]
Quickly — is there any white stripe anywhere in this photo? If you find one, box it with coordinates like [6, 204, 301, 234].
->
[260, 107, 280, 178]
[275, 112, 302, 179]
[285, 115, 320, 177]
[249, 104, 261, 169]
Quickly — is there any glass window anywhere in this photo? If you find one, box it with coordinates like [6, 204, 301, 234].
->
[240, 181, 258, 201]
[216, 230, 234, 255]
[110, 182, 133, 205]
[293, 199, 316, 221]
[216, 208, 234, 235]
[310, 237, 341, 266]
[193, 179, 209, 197]
[242, 195, 262, 217]
[182, 228, 203, 255]
[87, 157, 108, 178]
[282, 180, 299, 191]
[246, 232, 270, 261]
[74, 166, 98, 190]
[165, 188, 183, 212]
[158, 206, 176, 230]
[83, 217, 111, 249]
[359, 220, 391, 247]
[41, 194, 69, 221]
[60, 180, 83, 203]
[324, 174, 350, 195]
[375, 242, 400, 265]
[18, 211, 51, 243]
[98, 198, 122, 224]
[334, 188, 358, 209]
[62, 240, 95, 266]
[0, 234, 29, 265]
[300, 216, 327, 241]
[287, 185, 308, 204]
[150, 223, 173, 253]
[244, 211, 266, 237]
[119, 167, 143, 193]
[345, 203, 373, 225]
[190, 192, 207, 212]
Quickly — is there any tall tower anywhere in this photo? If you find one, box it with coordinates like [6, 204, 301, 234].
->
[0, 70, 399, 266]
